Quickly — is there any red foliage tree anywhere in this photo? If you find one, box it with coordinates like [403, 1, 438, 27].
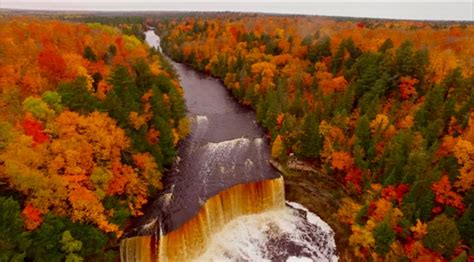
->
[344, 167, 363, 193]
[22, 203, 43, 230]
[22, 116, 48, 144]
[381, 184, 409, 205]
[37, 48, 66, 82]
[432, 175, 465, 213]
[399, 76, 418, 100]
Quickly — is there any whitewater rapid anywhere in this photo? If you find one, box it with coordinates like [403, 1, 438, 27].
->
[195, 202, 337, 261]
[122, 30, 339, 262]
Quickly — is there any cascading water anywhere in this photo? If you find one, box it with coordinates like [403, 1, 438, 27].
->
[119, 30, 338, 262]
[122, 177, 286, 261]
[196, 201, 337, 261]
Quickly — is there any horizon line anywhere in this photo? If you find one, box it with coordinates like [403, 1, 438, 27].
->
[2, 7, 473, 23]
[1, 1, 472, 22]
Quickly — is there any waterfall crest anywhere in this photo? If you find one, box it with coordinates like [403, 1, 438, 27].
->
[120, 177, 285, 261]
[123, 30, 338, 262]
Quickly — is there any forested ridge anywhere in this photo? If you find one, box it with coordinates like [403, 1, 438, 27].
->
[158, 15, 473, 260]
[0, 18, 188, 260]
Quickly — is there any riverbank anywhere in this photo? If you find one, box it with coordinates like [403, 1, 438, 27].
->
[270, 159, 351, 260]
[159, 35, 352, 259]
[119, 30, 340, 261]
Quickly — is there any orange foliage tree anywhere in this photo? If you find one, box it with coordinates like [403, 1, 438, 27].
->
[158, 14, 473, 260]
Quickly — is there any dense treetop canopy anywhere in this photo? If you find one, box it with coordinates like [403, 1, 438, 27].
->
[158, 14, 473, 260]
[0, 17, 188, 261]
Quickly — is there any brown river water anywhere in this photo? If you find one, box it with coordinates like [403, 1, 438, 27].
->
[119, 30, 337, 262]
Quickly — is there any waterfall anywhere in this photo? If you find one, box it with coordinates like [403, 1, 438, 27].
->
[120, 177, 286, 261]
[126, 30, 338, 262]
[194, 116, 209, 138]
[196, 201, 337, 261]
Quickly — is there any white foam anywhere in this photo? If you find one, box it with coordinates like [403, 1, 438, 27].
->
[196, 115, 209, 125]
[141, 217, 158, 231]
[254, 137, 263, 145]
[193, 205, 338, 262]
[144, 30, 163, 52]
[194, 115, 209, 138]
[205, 137, 250, 152]
[287, 257, 313, 262]
[286, 201, 333, 233]
[244, 158, 254, 168]
[160, 193, 173, 207]
[199, 138, 251, 189]
[186, 115, 209, 154]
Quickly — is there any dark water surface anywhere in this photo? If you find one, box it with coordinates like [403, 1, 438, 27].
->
[128, 30, 279, 236]
[124, 30, 337, 261]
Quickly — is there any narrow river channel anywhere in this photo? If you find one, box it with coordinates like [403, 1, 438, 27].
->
[120, 29, 338, 262]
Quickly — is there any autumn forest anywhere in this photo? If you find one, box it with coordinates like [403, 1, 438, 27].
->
[158, 15, 473, 260]
[0, 9, 473, 262]
[1, 16, 188, 260]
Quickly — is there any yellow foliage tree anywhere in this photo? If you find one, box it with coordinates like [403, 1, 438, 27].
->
[453, 138, 474, 192]
[271, 135, 284, 160]
[370, 114, 390, 133]
[337, 198, 362, 225]
[410, 219, 428, 240]
[0, 111, 150, 233]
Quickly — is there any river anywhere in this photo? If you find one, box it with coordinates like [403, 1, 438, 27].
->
[120, 29, 337, 262]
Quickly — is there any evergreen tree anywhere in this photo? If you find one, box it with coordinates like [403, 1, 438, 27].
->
[133, 59, 153, 93]
[275, 78, 289, 113]
[0, 197, 31, 262]
[104, 45, 116, 64]
[255, 96, 268, 124]
[169, 86, 186, 122]
[58, 77, 102, 115]
[91, 72, 102, 92]
[104, 65, 141, 126]
[343, 37, 362, 70]
[394, 40, 416, 77]
[83, 46, 97, 62]
[456, 207, 474, 248]
[154, 116, 175, 166]
[297, 113, 322, 158]
[413, 48, 429, 85]
[348, 52, 391, 104]
[402, 148, 430, 184]
[423, 214, 460, 258]
[308, 36, 331, 63]
[243, 82, 257, 106]
[263, 90, 280, 136]
[151, 85, 170, 120]
[331, 40, 346, 75]
[108, 45, 117, 57]
[29, 214, 110, 261]
[102, 89, 126, 125]
[289, 87, 304, 117]
[355, 115, 371, 152]
[382, 131, 413, 185]
[404, 181, 435, 221]
[354, 115, 374, 169]
[373, 221, 396, 256]
[378, 38, 393, 53]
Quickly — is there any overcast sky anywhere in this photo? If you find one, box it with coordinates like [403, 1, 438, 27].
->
[2, 1, 473, 21]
